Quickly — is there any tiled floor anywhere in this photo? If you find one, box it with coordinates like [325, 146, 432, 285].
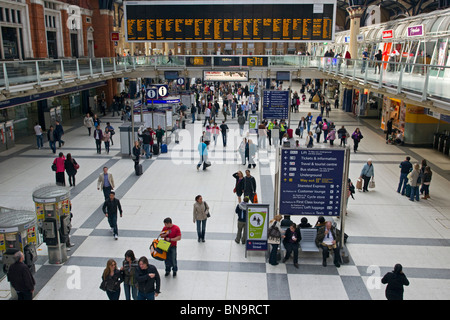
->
[0, 84, 450, 300]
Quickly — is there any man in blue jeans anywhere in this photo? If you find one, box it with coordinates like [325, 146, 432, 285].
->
[397, 156, 412, 195]
[160, 217, 181, 277]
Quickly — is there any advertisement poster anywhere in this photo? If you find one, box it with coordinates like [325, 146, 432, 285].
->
[203, 71, 248, 82]
[246, 204, 269, 253]
[35, 203, 45, 227]
[249, 114, 258, 134]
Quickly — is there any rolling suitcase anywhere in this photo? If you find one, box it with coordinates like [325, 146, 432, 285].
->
[405, 183, 411, 197]
[311, 104, 315, 109]
[135, 163, 143, 176]
[152, 144, 159, 155]
[161, 144, 168, 153]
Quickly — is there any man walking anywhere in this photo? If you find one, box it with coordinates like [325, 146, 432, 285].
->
[397, 156, 413, 195]
[155, 125, 165, 151]
[97, 167, 115, 200]
[34, 122, 43, 149]
[160, 217, 181, 277]
[102, 191, 123, 240]
[7, 251, 35, 300]
[243, 169, 257, 203]
[54, 120, 65, 148]
[220, 121, 229, 147]
[93, 125, 103, 154]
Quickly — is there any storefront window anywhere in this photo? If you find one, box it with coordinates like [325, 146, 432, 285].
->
[2, 26, 19, 59]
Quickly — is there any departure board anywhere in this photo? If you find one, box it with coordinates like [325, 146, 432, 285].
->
[125, 1, 335, 42]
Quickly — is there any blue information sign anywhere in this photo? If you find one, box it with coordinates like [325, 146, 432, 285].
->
[279, 148, 346, 217]
[262, 90, 289, 119]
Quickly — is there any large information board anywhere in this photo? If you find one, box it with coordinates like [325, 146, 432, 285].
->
[125, 0, 335, 42]
[278, 148, 347, 217]
[262, 90, 289, 119]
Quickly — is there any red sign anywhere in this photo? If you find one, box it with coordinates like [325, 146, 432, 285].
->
[111, 32, 120, 41]
[382, 30, 394, 39]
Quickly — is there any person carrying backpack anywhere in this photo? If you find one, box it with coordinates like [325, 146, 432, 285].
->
[268, 215, 284, 266]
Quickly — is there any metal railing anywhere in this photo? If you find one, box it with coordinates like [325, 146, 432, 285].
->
[1, 55, 449, 105]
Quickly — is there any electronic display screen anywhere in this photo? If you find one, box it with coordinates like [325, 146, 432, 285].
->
[125, 1, 335, 42]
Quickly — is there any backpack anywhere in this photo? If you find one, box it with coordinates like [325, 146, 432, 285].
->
[268, 222, 281, 238]
[315, 126, 321, 134]
[322, 123, 328, 130]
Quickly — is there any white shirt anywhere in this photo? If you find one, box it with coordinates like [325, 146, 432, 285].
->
[34, 125, 42, 136]
[205, 108, 211, 117]
[323, 228, 334, 245]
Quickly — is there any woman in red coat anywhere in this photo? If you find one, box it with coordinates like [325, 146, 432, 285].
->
[53, 152, 66, 186]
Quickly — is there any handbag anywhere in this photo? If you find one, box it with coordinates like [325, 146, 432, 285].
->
[99, 279, 107, 291]
[253, 193, 258, 204]
[369, 178, 375, 189]
[204, 202, 211, 218]
[51, 163, 57, 171]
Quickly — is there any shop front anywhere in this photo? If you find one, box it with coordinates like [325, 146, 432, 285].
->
[381, 96, 448, 146]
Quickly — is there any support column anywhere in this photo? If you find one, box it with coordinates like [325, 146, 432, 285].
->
[346, 6, 365, 61]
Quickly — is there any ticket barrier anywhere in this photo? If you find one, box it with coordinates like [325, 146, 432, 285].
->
[0, 208, 38, 299]
[32, 185, 71, 264]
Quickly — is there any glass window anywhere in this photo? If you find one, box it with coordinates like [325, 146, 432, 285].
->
[2, 26, 19, 59]
[16, 10, 20, 24]
[0, 8, 3, 22]
[11, 9, 15, 23]
[5, 8, 9, 22]
[430, 16, 445, 34]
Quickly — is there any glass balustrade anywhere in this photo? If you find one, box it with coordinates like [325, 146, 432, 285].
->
[0, 55, 449, 104]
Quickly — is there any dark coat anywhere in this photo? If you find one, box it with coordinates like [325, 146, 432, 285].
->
[7, 261, 35, 292]
[135, 265, 161, 294]
[65, 158, 78, 176]
[102, 269, 123, 292]
[283, 227, 301, 246]
[315, 226, 341, 247]
[381, 272, 410, 300]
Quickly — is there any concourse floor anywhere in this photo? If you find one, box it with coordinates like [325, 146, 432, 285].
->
[0, 90, 450, 300]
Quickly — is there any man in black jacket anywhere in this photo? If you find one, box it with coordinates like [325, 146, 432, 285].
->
[282, 223, 301, 268]
[135, 256, 161, 300]
[397, 156, 413, 195]
[7, 251, 35, 300]
[243, 170, 257, 203]
[102, 191, 123, 240]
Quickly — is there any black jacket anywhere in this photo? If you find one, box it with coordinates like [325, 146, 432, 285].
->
[102, 269, 123, 292]
[243, 175, 256, 197]
[283, 228, 301, 246]
[381, 272, 410, 300]
[135, 265, 161, 294]
[7, 261, 35, 292]
[102, 198, 123, 216]
[399, 160, 412, 174]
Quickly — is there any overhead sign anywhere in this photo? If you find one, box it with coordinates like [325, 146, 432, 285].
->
[382, 29, 394, 39]
[262, 90, 289, 119]
[278, 148, 347, 217]
[246, 204, 269, 254]
[407, 25, 424, 37]
[146, 85, 169, 100]
[124, 0, 335, 42]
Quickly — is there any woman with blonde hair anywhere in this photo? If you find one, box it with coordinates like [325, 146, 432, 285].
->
[100, 259, 123, 300]
[268, 215, 284, 266]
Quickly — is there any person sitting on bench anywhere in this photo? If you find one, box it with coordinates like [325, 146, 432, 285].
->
[315, 221, 342, 268]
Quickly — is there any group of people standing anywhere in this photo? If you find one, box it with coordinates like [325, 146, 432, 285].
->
[397, 157, 433, 201]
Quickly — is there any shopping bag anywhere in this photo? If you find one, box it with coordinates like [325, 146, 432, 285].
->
[369, 178, 375, 189]
[156, 239, 171, 252]
[356, 178, 362, 191]
[150, 238, 167, 261]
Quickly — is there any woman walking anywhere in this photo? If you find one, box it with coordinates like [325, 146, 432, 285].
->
[101, 259, 123, 300]
[64, 153, 78, 187]
[103, 127, 111, 155]
[268, 215, 283, 266]
[305, 131, 314, 148]
[135, 256, 160, 300]
[193, 195, 209, 242]
[381, 264, 410, 300]
[421, 166, 432, 199]
[83, 113, 94, 136]
[53, 152, 66, 186]
[120, 250, 138, 300]
[351, 128, 363, 153]
[232, 171, 245, 203]
[298, 117, 306, 139]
